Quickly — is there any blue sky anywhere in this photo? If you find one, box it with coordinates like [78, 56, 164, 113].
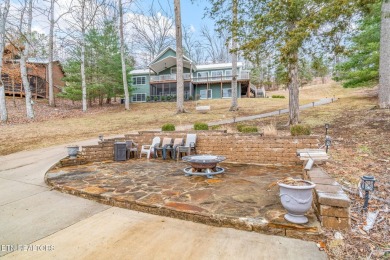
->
[181, 0, 213, 31]
[135, 0, 214, 33]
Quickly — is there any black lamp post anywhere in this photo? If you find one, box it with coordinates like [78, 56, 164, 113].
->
[325, 136, 331, 153]
[361, 175, 376, 211]
[324, 124, 331, 153]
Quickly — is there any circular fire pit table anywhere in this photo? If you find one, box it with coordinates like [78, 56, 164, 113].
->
[182, 155, 226, 178]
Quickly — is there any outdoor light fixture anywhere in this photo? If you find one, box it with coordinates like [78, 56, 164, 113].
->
[325, 135, 332, 153]
[361, 175, 376, 211]
[325, 123, 330, 136]
[99, 135, 104, 142]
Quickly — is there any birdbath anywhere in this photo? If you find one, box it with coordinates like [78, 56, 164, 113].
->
[182, 155, 226, 178]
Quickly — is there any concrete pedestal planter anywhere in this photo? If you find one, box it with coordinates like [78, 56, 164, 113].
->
[278, 179, 316, 224]
[67, 145, 79, 159]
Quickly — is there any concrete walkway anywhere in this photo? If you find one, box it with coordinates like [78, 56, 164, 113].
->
[174, 97, 336, 130]
[0, 107, 330, 259]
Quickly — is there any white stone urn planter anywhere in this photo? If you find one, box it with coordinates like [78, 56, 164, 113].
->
[278, 179, 316, 224]
[67, 145, 79, 159]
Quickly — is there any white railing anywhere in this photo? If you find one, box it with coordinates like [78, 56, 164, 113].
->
[150, 71, 250, 83]
[192, 71, 250, 83]
[150, 73, 192, 82]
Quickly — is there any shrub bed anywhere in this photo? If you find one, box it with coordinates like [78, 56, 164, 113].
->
[290, 125, 311, 136]
[162, 123, 175, 131]
[194, 122, 209, 130]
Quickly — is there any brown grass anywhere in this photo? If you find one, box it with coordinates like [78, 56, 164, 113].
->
[0, 82, 357, 155]
[262, 123, 278, 136]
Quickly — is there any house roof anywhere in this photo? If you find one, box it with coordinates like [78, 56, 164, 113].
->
[197, 62, 243, 70]
[27, 58, 62, 64]
[129, 47, 245, 75]
[130, 69, 153, 75]
[148, 47, 195, 74]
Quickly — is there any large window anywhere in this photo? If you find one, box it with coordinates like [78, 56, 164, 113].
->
[132, 76, 146, 85]
[200, 89, 212, 99]
[225, 70, 232, 80]
[222, 88, 232, 98]
[131, 93, 146, 102]
[210, 71, 223, 81]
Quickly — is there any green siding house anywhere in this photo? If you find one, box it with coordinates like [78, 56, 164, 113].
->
[130, 47, 256, 102]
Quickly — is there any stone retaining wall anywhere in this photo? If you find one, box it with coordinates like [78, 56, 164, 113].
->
[80, 131, 319, 165]
[303, 167, 351, 230]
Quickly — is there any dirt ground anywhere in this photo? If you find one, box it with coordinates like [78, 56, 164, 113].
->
[228, 88, 390, 259]
[0, 83, 342, 156]
[1, 84, 389, 258]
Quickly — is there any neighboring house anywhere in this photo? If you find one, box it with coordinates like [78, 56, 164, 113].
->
[130, 47, 257, 102]
[1, 45, 65, 99]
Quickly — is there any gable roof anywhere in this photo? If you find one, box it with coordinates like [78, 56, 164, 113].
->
[148, 46, 192, 66]
[148, 47, 196, 74]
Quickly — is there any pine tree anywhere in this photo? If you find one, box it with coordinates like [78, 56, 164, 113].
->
[61, 21, 132, 105]
[335, 3, 380, 88]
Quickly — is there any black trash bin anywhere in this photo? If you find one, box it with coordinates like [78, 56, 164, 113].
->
[114, 142, 127, 161]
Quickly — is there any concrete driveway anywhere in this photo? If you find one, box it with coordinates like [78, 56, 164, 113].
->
[0, 140, 327, 259]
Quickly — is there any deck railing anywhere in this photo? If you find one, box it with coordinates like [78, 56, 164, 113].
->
[149, 71, 250, 83]
[192, 71, 250, 83]
[150, 73, 191, 82]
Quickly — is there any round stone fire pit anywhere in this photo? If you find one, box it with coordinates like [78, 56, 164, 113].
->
[182, 155, 226, 178]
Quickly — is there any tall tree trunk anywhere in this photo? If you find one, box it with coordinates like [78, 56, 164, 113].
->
[230, 0, 238, 111]
[20, 0, 34, 119]
[81, 0, 87, 112]
[12, 79, 16, 107]
[0, 0, 10, 122]
[119, 0, 130, 110]
[379, 0, 390, 108]
[288, 51, 300, 125]
[48, 0, 55, 107]
[174, 0, 185, 113]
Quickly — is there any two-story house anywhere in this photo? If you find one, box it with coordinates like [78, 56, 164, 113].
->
[130, 47, 257, 102]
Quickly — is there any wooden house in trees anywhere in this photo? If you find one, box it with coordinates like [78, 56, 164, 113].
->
[1, 45, 65, 99]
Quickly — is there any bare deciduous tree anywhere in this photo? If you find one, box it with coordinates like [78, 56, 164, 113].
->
[174, 0, 184, 113]
[229, 0, 238, 111]
[46, 0, 71, 107]
[119, 0, 130, 110]
[182, 25, 205, 64]
[0, 0, 10, 122]
[62, 0, 102, 112]
[19, 0, 35, 119]
[200, 25, 230, 64]
[130, 2, 175, 66]
[379, 0, 390, 108]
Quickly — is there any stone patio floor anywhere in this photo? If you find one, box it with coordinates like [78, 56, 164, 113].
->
[46, 159, 322, 240]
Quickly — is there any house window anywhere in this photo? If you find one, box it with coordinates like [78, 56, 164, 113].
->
[131, 93, 146, 102]
[225, 70, 232, 80]
[197, 72, 208, 79]
[171, 67, 177, 74]
[200, 89, 212, 99]
[211, 71, 223, 80]
[222, 88, 232, 98]
[132, 76, 146, 85]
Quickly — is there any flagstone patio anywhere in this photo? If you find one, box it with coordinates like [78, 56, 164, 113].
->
[46, 159, 322, 240]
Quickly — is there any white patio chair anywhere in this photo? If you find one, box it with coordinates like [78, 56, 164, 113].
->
[176, 134, 197, 159]
[140, 137, 161, 159]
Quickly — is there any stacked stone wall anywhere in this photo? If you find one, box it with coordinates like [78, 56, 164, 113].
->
[303, 167, 351, 230]
[80, 131, 319, 165]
